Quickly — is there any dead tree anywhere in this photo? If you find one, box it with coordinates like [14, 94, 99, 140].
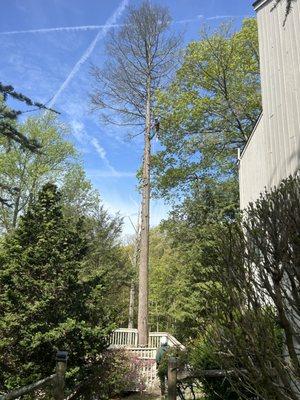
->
[90, 1, 181, 346]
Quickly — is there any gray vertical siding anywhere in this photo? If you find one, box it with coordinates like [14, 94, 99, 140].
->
[239, 0, 300, 210]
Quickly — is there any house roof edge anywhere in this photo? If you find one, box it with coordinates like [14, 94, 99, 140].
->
[253, 0, 271, 11]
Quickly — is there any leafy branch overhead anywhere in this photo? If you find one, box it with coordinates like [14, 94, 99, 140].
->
[0, 82, 59, 152]
[0, 83, 60, 206]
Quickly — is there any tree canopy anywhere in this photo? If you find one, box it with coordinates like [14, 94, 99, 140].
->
[0, 114, 76, 231]
[0, 83, 60, 207]
[152, 19, 260, 198]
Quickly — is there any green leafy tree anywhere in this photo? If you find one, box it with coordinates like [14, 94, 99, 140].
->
[0, 83, 59, 206]
[60, 164, 100, 221]
[189, 334, 253, 400]
[149, 227, 190, 338]
[0, 114, 76, 232]
[148, 20, 259, 342]
[148, 178, 238, 342]
[0, 184, 113, 391]
[153, 19, 260, 198]
[83, 206, 133, 328]
[61, 165, 133, 327]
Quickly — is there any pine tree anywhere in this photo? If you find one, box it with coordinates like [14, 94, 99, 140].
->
[0, 183, 111, 390]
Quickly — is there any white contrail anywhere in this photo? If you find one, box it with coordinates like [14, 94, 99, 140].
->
[48, 0, 128, 108]
[206, 15, 246, 20]
[0, 25, 121, 35]
[91, 137, 134, 177]
[176, 15, 204, 24]
[176, 14, 248, 24]
[0, 13, 248, 37]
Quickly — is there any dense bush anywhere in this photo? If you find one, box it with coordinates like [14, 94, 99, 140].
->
[0, 184, 118, 394]
[70, 349, 144, 399]
[189, 337, 243, 400]
[203, 175, 300, 400]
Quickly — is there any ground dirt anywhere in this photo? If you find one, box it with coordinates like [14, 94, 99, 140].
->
[115, 392, 161, 400]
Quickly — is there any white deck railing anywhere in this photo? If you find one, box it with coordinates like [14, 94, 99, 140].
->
[110, 328, 138, 348]
[110, 328, 185, 350]
[148, 331, 185, 349]
[126, 347, 158, 389]
[109, 329, 185, 390]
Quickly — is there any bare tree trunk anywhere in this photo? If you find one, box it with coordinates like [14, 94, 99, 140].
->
[138, 81, 151, 346]
[128, 211, 140, 329]
[90, 0, 181, 347]
[128, 281, 135, 329]
[12, 193, 21, 229]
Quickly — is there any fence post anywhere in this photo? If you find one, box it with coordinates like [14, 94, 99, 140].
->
[53, 351, 68, 400]
[168, 356, 178, 400]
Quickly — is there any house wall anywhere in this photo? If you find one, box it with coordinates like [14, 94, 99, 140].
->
[239, 0, 300, 209]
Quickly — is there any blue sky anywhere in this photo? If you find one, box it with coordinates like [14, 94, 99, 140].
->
[0, 0, 255, 235]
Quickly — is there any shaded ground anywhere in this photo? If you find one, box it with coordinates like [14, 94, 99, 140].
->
[116, 393, 161, 400]
[115, 389, 204, 399]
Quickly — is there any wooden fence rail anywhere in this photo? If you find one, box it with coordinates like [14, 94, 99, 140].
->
[167, 356, 249, 400]
[0, 351, 68, 400]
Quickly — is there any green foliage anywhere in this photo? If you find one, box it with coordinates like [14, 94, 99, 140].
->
[190, 336, 247, 400]
[60, 164, 99, 221]
[83, 208, 132, 328]
[72, 349, 145, 399]
[0, 184, 114, 392]
[0, 82, 57, 153]
[188, 312, 284, 400]
[0, 114, 77, 231]
[153, 19, 260, 198]
[199, 175, 300, 400]
[149, 178, 239, 342]
[157, 346, 188, 382]
[0, 82, 60, 212]
[149, 228, 191, 339]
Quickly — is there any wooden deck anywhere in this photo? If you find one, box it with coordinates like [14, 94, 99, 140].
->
[109, 329, 184, 390]
[110, 328, 185, 350]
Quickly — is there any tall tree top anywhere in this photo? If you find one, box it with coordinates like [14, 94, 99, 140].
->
[90, 0, 181, 128]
